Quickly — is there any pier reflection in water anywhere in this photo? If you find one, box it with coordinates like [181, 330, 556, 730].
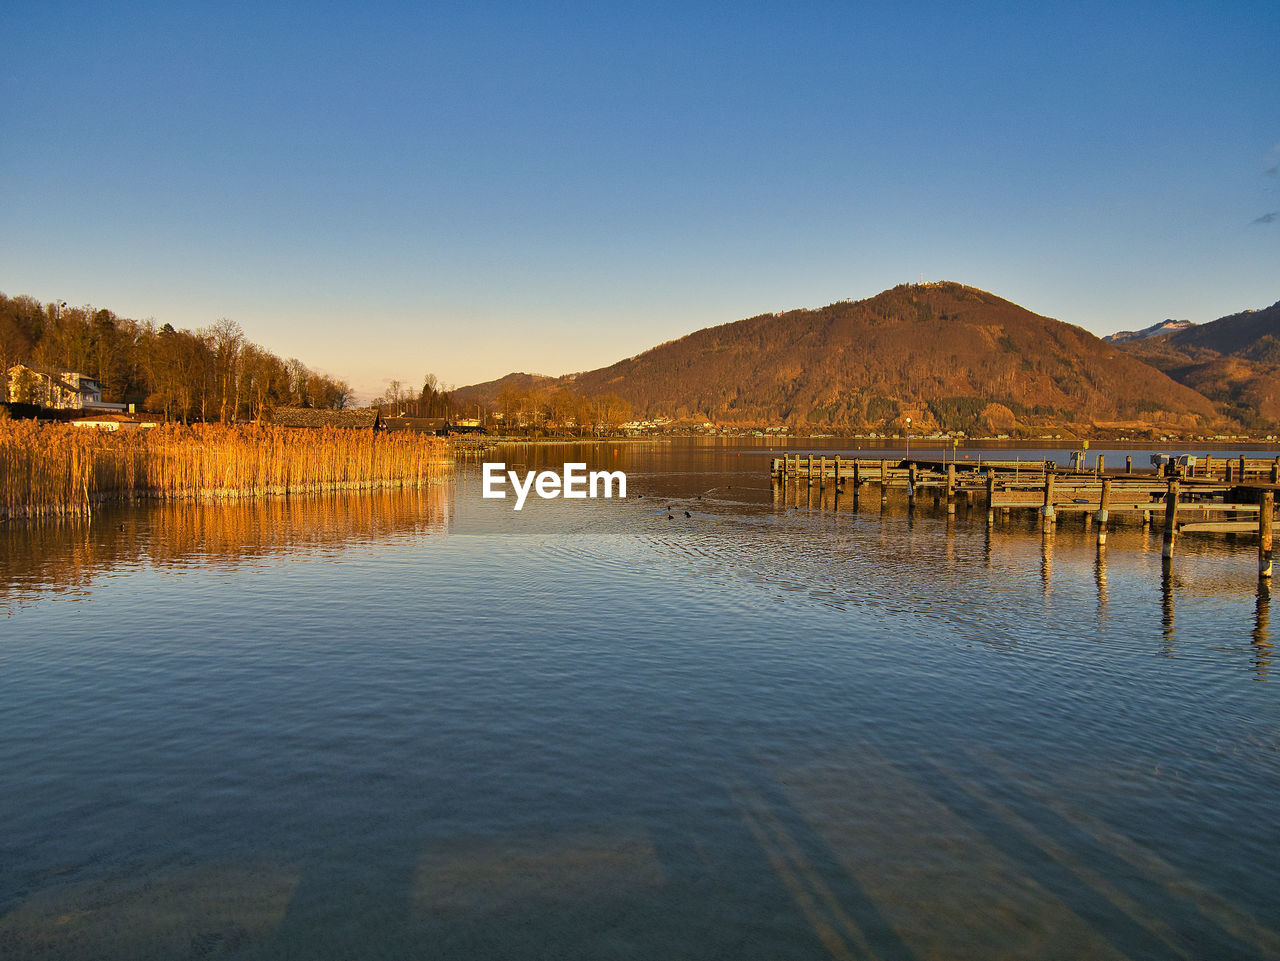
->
[2, 443, 1278, 960]
[1255, 582, 1273, 678]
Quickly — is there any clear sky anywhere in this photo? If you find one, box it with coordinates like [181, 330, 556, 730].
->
[3, 0, 1277, 400]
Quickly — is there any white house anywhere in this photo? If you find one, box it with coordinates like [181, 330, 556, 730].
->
[6, 364, 128, 411]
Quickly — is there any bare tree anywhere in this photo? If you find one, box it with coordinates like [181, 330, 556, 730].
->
[207, 318, 244, 422]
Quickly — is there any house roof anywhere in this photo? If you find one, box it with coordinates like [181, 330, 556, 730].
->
[70, 412, 156, 424]
[382, 416, 448, 431]
[271, 407, 381, 429]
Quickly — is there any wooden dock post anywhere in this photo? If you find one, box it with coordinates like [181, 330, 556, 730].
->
[853, 460, 861, 488]
[907, 463, 917, 506]
[1239, 455, 1248, 482]
[818, 456, 826, 489]
[1097, 477, 1112, 547]
[832, 455, 840, 490]
[986, 470, 996, 525]
[806, 454, 814, 486]
[946, 463, 956, 515]
[1272, 457, 1279, 485]
[1125, 455, 1132, 475]
[1162, 480, 1180, 560]
[880, 459, 889, 503]
[1096, 454, 1105, 476]
[1042, 471, 1056, 532]
[1261, 491, 1274, 580]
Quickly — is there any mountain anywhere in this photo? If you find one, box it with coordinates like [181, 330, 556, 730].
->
[1103, 319, 1195, 343]
[451, 371, 558, 405]
[1108, 300, 1280, 427]
[460, 282, 1224, 433]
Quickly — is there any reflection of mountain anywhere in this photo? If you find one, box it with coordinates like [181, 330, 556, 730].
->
[0, 487, 451, 611]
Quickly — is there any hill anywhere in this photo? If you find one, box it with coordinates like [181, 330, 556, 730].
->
[1109, 300, 1280, 428]
[451, 371, 559, 406]
[460, 282, 1223, 434]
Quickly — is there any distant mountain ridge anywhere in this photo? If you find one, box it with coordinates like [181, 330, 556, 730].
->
[1108, 300, 1280, 428]
[1104, 319, 1195, 343]
[460, 282, 1236, 433]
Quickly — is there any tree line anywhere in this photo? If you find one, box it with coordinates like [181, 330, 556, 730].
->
[1, 294, 352, 422]
[376, 373, 462, 419]
[485, 384, 632, 435]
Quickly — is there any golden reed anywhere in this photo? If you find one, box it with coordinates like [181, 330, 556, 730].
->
[0, 421, 453, 519]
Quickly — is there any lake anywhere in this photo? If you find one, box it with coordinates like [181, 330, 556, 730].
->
[2, 439, 1277, 960]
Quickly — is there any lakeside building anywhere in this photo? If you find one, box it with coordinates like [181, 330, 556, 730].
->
[5, 364, 128, 412]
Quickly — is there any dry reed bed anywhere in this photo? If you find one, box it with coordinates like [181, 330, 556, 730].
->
[0, 421, 453, 519]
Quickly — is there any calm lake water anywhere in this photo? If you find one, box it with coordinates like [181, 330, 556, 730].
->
[2, 440, 1278, 960]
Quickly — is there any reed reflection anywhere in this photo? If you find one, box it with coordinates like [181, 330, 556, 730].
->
[0, 485, 450, 610]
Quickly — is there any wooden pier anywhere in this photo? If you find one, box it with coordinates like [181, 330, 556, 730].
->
[770, 454, 1278, 578]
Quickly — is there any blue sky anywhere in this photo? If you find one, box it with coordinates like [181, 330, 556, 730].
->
[3, 1, 1276, 399]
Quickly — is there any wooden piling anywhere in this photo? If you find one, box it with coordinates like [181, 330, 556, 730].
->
[986, 470, 996, 525]
[907, 463, 917, 506]
[1162, 479, 1180, 560]
[1239, 455, 1248, 481]
[880, 459, 889, 502]
[1261, 491, 1274, 580]
[819, 455, 826, 489]
[946, 463, 956, 514]
[1041, 471, 1056, 532]
[1096, 454, 1105, 476]
[1126, 455, 1132, 474]
[1097, 477, 1111, 547]
[1271, 457, 1279, 485]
